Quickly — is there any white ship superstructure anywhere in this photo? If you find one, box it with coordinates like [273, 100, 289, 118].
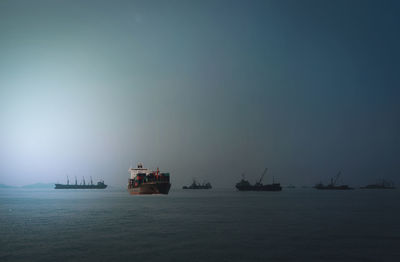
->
[129, 162, 150, 179]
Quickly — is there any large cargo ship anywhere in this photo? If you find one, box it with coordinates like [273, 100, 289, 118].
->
[55, 176, 107, 189]
[127, 163, 171, 195]
[236, 168, 282, 191]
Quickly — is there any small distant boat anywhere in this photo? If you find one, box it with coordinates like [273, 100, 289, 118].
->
[360, 179, 395, 189]
[314, 171, 353, 190]
[236, 168, 282, 191]
[183, 179, 212, 189]
[55, 176, 107, 189]
[285, 184, 296, 189]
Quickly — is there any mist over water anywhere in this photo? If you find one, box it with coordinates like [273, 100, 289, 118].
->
[1, 188, 399, 262]
[1, 0, 400, 187]
[1, 1, 400, 261]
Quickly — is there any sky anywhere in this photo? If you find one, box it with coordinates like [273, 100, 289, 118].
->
[0, 0, 399, 187]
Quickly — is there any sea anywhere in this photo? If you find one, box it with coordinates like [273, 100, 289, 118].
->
[1, 188, 399, 262]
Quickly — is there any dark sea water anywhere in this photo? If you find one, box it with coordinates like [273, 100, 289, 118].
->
[1, 188, 400, 262]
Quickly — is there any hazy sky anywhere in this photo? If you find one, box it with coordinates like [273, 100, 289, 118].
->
[1, 0, 399, 187]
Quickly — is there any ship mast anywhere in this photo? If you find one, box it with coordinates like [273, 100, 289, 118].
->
[257, 168, 268, 184]
[332, 171, 341, 186]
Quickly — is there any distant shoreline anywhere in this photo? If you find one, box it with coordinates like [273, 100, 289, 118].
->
[0, 183, 55, 189]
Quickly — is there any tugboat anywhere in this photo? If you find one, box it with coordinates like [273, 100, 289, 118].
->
[127, 163, 171, 195]
[236, 168, 282, 191]
[360, 179, 395, 189]
[55, 176, 107, 189]
[314, 171, 353, 190]
[182, 179, 212, 189]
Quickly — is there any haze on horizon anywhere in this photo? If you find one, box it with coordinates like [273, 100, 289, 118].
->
[0, 0, 399, 188]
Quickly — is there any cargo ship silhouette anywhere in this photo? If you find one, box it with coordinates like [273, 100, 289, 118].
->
[236, 168, 282, 191]
[360, 179, 395, 189]
[183, 179, 212, 189]
[55, 176, 107, 189]
[314, 171, 353, 190]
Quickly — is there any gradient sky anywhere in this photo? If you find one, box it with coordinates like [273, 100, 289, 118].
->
[1, 0, 399, 187]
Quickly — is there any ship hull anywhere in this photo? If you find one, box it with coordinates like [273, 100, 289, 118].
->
[54, 184, 107, 189]
[182, 186, 212, 189]
[314, 186, 353, 190]
[360, 185, 395, 189]
[236, 184, 282, 191]
[128, 182, 171, 195]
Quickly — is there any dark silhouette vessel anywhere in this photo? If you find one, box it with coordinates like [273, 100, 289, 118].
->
[55, 176, 107, 189]
[360, 179, 395, 189]
[128, 163, 171, 195]
[314, 171, 353, 190]
[236, 168, 282, 191]
[183, 179, 212, 189]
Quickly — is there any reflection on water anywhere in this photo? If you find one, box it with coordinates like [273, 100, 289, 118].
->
[1, 188, 399, 261]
